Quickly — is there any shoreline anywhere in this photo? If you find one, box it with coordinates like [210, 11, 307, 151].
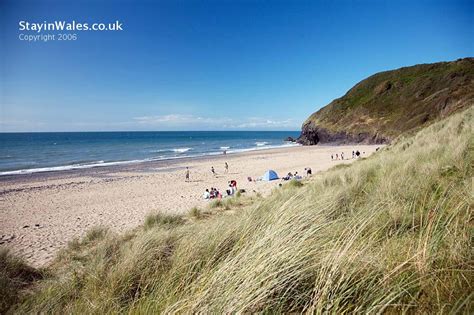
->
[0, 144, 380, 267]
[0, 142, 372, 183]
[0, 143, 301, 181]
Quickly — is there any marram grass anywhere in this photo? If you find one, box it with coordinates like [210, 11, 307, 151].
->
[3, 107, 473, 314]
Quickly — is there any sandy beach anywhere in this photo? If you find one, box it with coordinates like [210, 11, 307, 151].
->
[0, 144, 379, 267]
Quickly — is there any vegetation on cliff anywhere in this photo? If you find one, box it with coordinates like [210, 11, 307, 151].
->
[299, 58, 474, 144]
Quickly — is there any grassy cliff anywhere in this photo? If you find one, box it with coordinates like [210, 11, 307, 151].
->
[298, 58, 474, 144]
[3, 107, 473, 313]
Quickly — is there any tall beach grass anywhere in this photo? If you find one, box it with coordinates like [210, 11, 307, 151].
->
[4, 107, 473, 313]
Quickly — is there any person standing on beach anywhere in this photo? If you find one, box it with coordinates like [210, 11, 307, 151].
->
[211, 166, 216, 176]
[185, 167, 190, 182]
[341, 152, 344, 160]
[225, 162, 229, 173]
[352, 151, 355, 159]
[331, 154, 333, 160]
[335, 153, 339, 160]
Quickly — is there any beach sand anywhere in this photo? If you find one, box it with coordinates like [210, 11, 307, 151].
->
[0, 144, 379, 267]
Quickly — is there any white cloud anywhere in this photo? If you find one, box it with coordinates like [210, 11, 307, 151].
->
[0, 114, 300, 132]
[132, 114, 299, 130]
[134, 114, 215, 124]
[235, 117, 297, 129]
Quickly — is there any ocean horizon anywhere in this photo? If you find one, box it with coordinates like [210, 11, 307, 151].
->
[0, 131, 300, 175]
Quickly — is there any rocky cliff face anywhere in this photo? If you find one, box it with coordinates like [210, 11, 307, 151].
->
[298, 125, 389, 145]
[298, 58, 474, 145]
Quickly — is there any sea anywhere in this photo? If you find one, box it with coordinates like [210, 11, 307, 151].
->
[0, 131, 300, 176]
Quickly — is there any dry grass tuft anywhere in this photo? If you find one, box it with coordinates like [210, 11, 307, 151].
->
[144, 213, 185, 230]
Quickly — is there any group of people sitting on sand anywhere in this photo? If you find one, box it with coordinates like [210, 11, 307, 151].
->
[281, 171, 303, 181]
[200, 163, 315, 200]
[281, 167, 312, 181]
[202, 180, 238, 200]
[202, 187, 221, 199]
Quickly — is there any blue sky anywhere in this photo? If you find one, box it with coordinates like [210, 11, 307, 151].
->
[1, 0, 472, 132]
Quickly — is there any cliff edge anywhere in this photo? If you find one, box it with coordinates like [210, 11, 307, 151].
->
[298, 58, 474, 145]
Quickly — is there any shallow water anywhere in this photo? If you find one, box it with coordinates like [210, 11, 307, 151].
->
[0, 131, 300, 175]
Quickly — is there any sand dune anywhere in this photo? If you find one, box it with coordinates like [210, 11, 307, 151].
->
[0, 144, 379, 267]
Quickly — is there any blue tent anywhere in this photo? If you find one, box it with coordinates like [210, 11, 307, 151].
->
[262, 170, 279, 181]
